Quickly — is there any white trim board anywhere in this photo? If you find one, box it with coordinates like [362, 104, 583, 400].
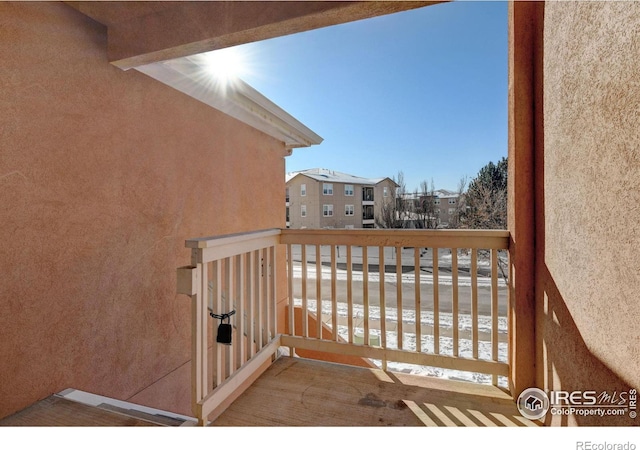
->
[136, 57, 323, 150]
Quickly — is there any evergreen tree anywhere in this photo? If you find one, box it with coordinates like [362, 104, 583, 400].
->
[464, 157, 507, 229]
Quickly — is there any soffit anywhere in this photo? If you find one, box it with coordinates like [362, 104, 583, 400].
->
[66, 1, 443, 70]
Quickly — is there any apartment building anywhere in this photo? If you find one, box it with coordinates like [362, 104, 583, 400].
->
[285, 168, 397, 229]
[424, 189, 462, 228]
[399, 189, 463, 228]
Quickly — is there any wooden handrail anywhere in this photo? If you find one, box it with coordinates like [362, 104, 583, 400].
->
[280, 228, 509, 249]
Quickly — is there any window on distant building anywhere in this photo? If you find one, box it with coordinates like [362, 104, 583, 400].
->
[301, 184, 306, 196]
[449, 208, 456, 215]
[301, 205, 306, 217]
[448, 198, 456, 204]
[345, 205, 354, 216]
[323, 204, 333, 217]
[435, 198, 440, 205]
[383, 187, 388, 197]
[285, 188, 290, 203]
[344, 184, 354, 196]
[323, 183, 333, 195]
[435, 208, 440, 215]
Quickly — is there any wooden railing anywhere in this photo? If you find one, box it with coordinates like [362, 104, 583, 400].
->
[178, 227, 511, 425]
[280, 228, 510, 386]
[177, 229, 281, 425]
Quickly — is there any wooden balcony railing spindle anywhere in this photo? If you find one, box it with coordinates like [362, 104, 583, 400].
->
[301, 245, 308, 338]
[260, 248, 273, 342]
[452, 249, 459, 358]
[363, 246, 369, 346]
[433, 247, 440, 355]
[396, 246, 403, 351]
[471, 248, 479, 360]
[347, 245, 353, 344]
[247, 253, 254, 358]
[269, 245, 276, 340]
[414, 247, 421, 353]
[225, 257, 233, 379]
[286, 245, 294, 340]
[316, 244, 322, 339]
[331, 245, 338, 341]
[491, 248, 499, 386]
[254, 249, 262, 351]
[379, 246, 387, 368]
[235, 255, 245, 368]
[212, 261, 221, 387]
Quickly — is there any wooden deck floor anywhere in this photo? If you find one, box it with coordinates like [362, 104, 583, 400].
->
[212, 357, 540, 427]
[0, 396, 163, 427]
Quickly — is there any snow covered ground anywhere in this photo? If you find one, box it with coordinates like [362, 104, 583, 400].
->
[293, 298, 509, 388]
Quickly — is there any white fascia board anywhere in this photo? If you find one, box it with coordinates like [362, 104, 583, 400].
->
[136, 58, 323, 149]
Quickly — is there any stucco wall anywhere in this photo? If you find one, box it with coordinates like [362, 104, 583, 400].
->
[539, 2, 639, 425]
[0, 3, 287, 419]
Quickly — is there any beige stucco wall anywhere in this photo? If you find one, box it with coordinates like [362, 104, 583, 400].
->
[0, 2, 287, 419]
[538, 1, 639, 425]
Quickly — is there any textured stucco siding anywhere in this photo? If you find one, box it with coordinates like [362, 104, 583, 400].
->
[540, 1, 640, 425]
[0, 3, 287, 419]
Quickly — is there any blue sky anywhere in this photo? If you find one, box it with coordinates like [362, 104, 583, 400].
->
[237, 1, 508, 192]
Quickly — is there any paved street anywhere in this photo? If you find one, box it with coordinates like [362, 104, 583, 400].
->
[291, 264, 507, 316]
[289, 245, 509, 317]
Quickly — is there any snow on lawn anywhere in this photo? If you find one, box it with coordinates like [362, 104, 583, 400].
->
[293, 298, 509, 388]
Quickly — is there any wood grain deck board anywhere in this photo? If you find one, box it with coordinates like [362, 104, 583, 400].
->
[211, 357, 539, 427]
[0, 396, 160, 427]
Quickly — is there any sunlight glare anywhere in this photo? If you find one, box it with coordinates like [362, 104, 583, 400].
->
[197, 47, 252, 84]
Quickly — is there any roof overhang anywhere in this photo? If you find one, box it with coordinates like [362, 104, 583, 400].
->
[136, 57, 323, 149]
[67, 1, 443, 70]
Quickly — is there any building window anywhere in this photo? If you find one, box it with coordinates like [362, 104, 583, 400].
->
[301, 205, 306, 217]
[434, 198, 440, 205]
[435, 208, 440, 215]
[345, 205, 354, 216]
[383, 187, 388, 197]
[448, 198, 456, 204]
[448, 208, 456, 215]
[344, 184, 354, 196]
[285, 188, 290, 203]
[323, 183, 333, 195]
[323, 204, 333, 217]
[301, 184, 306, 196]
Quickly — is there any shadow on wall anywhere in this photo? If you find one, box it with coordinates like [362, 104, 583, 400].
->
[539, 264, 636, 426]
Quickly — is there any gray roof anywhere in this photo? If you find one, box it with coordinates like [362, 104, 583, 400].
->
[286, 168, 395, 186]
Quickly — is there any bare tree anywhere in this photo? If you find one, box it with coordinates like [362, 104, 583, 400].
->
[376, 171, 410, 229]
[447, 176, 468, 229]
[415, 178, 439, 229]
